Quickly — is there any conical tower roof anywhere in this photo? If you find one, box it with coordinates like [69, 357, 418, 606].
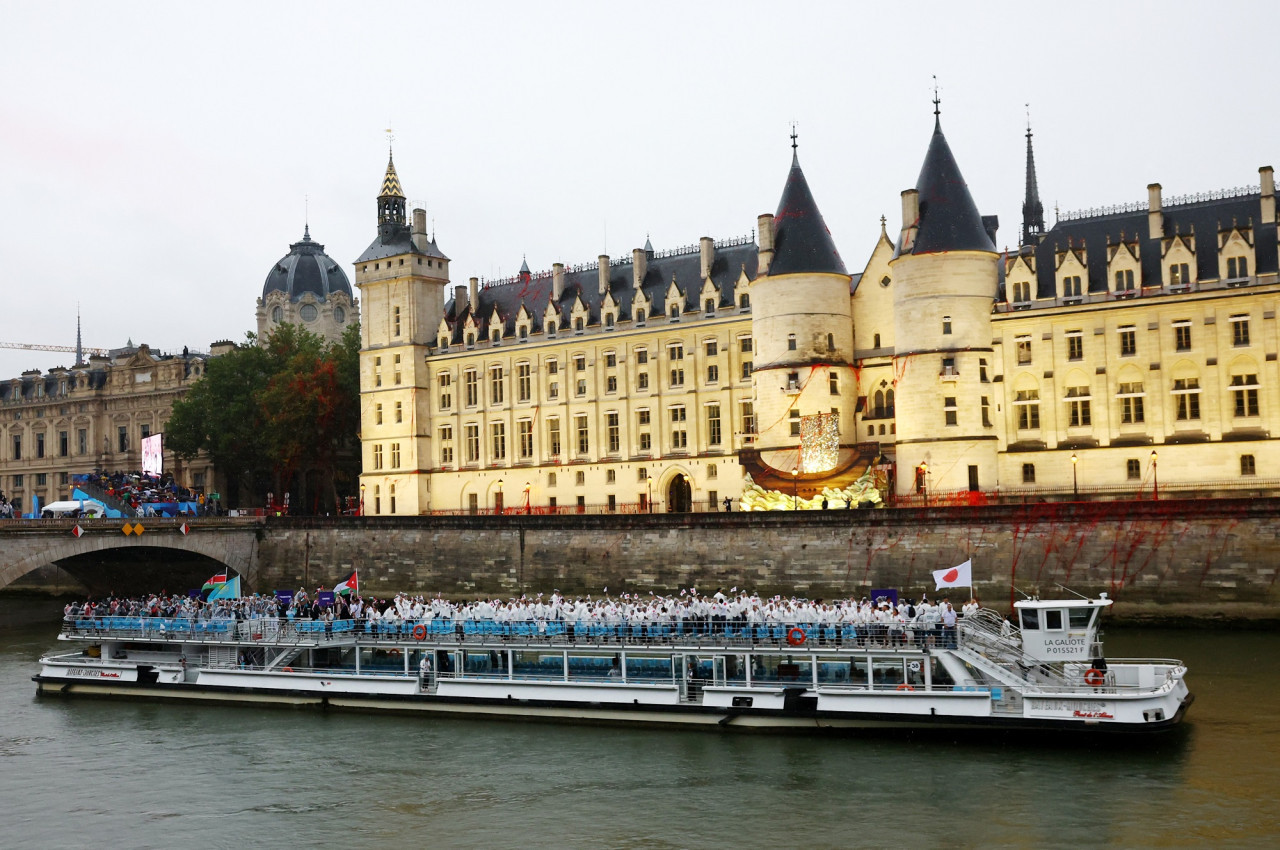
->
[911, 117, 995, 254]
[769, 149, 846, 276]
[380, 154, 405, 199]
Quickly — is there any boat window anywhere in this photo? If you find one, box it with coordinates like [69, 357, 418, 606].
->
[1020, 609, 1040, 630]
[817, 659, 852, 684]
[1068, 608, 1094, 629]
[849, 658, 870, 687]
[871, 658, 905, 689]
[752, 655, 813, 684]
[624, 654, 673, 681]
[512, 649, 561, 678]
[568, 655, 618, 680]
[1044, 609, 1064, 631]
[905, 659, 927, 687]
[927, 656, 954, 688]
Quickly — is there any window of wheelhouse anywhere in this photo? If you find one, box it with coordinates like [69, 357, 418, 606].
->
[1019, 608, 1039, 630]
[1068, 608, 1094, 630]
[1043, 609, 1064, 631]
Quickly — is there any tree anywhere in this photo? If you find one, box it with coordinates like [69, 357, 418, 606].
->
[168, 324, 362, 512]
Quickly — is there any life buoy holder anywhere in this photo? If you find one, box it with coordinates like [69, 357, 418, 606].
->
[896, 684, 915, 692]
[1084, 668, 1106, 687]
[412, 624, 428, 641]
[282, 666, 294, 673]
[786, 627, 807, 646]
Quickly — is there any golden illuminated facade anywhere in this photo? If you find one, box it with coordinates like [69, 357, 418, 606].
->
[359, 117, 1280, 512]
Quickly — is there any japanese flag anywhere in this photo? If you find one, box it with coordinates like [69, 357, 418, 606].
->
[933, 560, 973, 590]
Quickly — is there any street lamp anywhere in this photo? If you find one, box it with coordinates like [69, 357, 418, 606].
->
[1151, 450, 1158, 501]
[359, 483, 365, 517]
[647, 474, 653, 513]
[496, 478, 504, 515]
[792, 467, 799, 511]
[1071, 453, 1078, 498]
[523, 481, 531, 515]
[920, 462, 928, 506]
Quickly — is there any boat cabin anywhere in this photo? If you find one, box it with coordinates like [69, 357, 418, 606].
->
[1014, 595, 1112, 663]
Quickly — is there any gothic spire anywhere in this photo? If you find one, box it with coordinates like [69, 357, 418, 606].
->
[1022, 108, 1045, 245]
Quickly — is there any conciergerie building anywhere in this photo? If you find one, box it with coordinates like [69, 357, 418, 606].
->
[356, 106, 1279, 514]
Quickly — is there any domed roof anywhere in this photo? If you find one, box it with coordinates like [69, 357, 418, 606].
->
[262, 226, 353, 302]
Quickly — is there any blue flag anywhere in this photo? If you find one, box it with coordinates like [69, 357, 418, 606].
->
[206, 576, 241, 600]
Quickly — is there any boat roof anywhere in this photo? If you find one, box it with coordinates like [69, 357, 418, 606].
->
[1013, 595, 1113, 610]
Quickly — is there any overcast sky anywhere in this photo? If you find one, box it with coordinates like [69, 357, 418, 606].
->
[2, 1, 1276, 378]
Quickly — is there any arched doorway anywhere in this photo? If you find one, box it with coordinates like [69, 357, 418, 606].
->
[667, 474, 692, 512]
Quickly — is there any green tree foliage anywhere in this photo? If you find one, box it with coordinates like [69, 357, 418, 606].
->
[168, 324, 361, 511]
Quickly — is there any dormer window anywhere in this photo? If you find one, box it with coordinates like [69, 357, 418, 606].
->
[704, 299, 715, 316]
[605, 313, 614, 330]
[547, 321, 557, 338]
[574, 317, 584, 334]
[466, 333, 475, 349]
[438, 335, 449, 350]
[519, 325, 529, 341]
[669, 305, 680, 321]
[738, 294, 750, 312]
[635, 309, 646, 326]
[492, 330, 501, 345]
[1228, 257, 1249, 279]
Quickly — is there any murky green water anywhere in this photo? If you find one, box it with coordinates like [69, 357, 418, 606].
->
[2, 599, 1277, 848]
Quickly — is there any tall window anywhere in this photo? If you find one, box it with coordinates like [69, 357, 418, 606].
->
[789, 408, 801, 436]
[393, 354, 402, 385]
[1015, 335, 1032, 365]
[1066, 386, 1091, 427]
[1062, 275, 1082, 297]
[707, 404, 721, 446]
[670, 406, 687, 449]
[1173, 378, 1201, 420]
[575, 414, 589, 455]
[438, 372, 452, 409]
[374, 356, 382, 387]
[606, 413, 620, 454]
[517, 363, 532, 401]
[1127, 459, 1141, 480]
[1014, 389, 1040, 430]
[394, 401, 403, 424]
[637, 372, 649, 391]
[1241, 454, 1257, 476]
[1115, 269, 1135, 291]
[638, 410, 651, 452]
[574, 354, 586, 372]
[1173, 321, 1192, 351]
[1119, 326, 1136, 357]
[944, 397, 958, 426]
[942, 316, 952, 335]
[788, 333, 797, 351]
[740, 360, 752, 380]
[491, 423, 506, 460]
[981, 397, 992, 427]
[464, 424, 480, 462]
[1011, 281, 1031, 303]
[1066, 330, 1083, 360]
[1022, 463, 1035, 484]
[1117, 382, 1145, 424]
[1228, 256, 1249, 279]
[439, 426, 454, 465]
[372, 443, 384, 470]
[548, 418, 561, 456]
[636, 348, 648, 365]
[1230, 315, 1251, 347]
[375, 403, 383, 425]
[489, 366, 504, 405]
[705, 339, 718, 356]
[706, 365, 718, 384]
[464, 369, 478, 407]
[741, 401, 756, 435]
[390, 442, 401, 468]
[1231, 374, 1260, 417]
[518, 420, 533, 459]
[59, 431, 68, 457]
[393, 306, 402, 337]
[829, 373, 839, 395]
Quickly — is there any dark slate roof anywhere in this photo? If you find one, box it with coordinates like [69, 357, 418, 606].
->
[441, 239, 758, 343]
[1032, 194, 1277, 298]
[769, 153, 846, 276]
[355, 228, 448, 265]
[262, 227, 354, 301]
[911, 118, 997, 255]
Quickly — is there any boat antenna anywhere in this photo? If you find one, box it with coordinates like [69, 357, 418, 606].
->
[1010, 585, 1033, 600]
[1054, 583, 1090, 600]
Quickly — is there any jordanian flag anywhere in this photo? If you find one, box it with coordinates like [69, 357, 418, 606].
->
[202, 572, 228, 593]
[333, 570, 358, 596]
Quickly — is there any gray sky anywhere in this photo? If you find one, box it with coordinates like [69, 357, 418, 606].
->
[2, 1, 1276, 379]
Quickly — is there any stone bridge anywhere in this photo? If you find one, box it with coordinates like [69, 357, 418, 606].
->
[0, 517, 264, 596]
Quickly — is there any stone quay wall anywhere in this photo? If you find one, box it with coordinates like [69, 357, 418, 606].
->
[253, 498, 1280, 624]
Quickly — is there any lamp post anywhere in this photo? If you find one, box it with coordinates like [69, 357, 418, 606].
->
[359, 483, 365, 517]
[792, 467, 799, 511]
[920, 462, 928, 507]
[1071, 453, 1078, 498]
[1151, 450, 1158, 500]
[496, 478, 504, 515]
[647, 475, 653, 513]
[523, 482, 531, 515]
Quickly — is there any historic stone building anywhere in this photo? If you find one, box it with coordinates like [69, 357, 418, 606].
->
[358, 112, 1280, 513]
[256, 226, 359, 344]
[0, 343, 226, 514]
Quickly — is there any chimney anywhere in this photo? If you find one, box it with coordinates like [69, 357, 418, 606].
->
[468, 277, 479, 311]
[453, 284, 468, 315]
[1261, 166, 1276, 224]
[1148, 183, 1164, 238]
[899, 190, 920, 254]
[699, 236, 714, 280]
[412, 207, 428, 252]
[632, 248, 647, 290]
[757, 214, 774, 275]
[553, 263, 566, 302]
[597, 255, 610, 296]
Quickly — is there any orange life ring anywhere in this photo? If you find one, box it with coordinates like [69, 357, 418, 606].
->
[282, 666, 294, 672]
[412, 624, 428, 641]
[1084, 668, 1105, 687]
[896, 684, 915, 692]
[786, 627, 807, 646]
[388, 649, 401, 657]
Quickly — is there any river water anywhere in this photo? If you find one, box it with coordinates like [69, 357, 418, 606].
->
[2, 598, 1277, 849]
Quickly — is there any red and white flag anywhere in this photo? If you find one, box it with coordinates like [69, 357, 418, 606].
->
[933, 559, 973, 590]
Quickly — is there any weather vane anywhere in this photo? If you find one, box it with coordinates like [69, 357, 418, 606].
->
[932, 76, 941, 116]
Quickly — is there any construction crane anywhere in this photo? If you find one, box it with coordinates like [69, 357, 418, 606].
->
[0, 342, 109, 357]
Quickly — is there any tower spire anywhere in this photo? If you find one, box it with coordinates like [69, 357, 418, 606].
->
[1021, 105, 1045, 246]
[789, 121, 799, 166]
[75, 306, 83, 367]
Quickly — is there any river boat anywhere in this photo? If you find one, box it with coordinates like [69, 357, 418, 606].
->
[34, 593, 1192, 734]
